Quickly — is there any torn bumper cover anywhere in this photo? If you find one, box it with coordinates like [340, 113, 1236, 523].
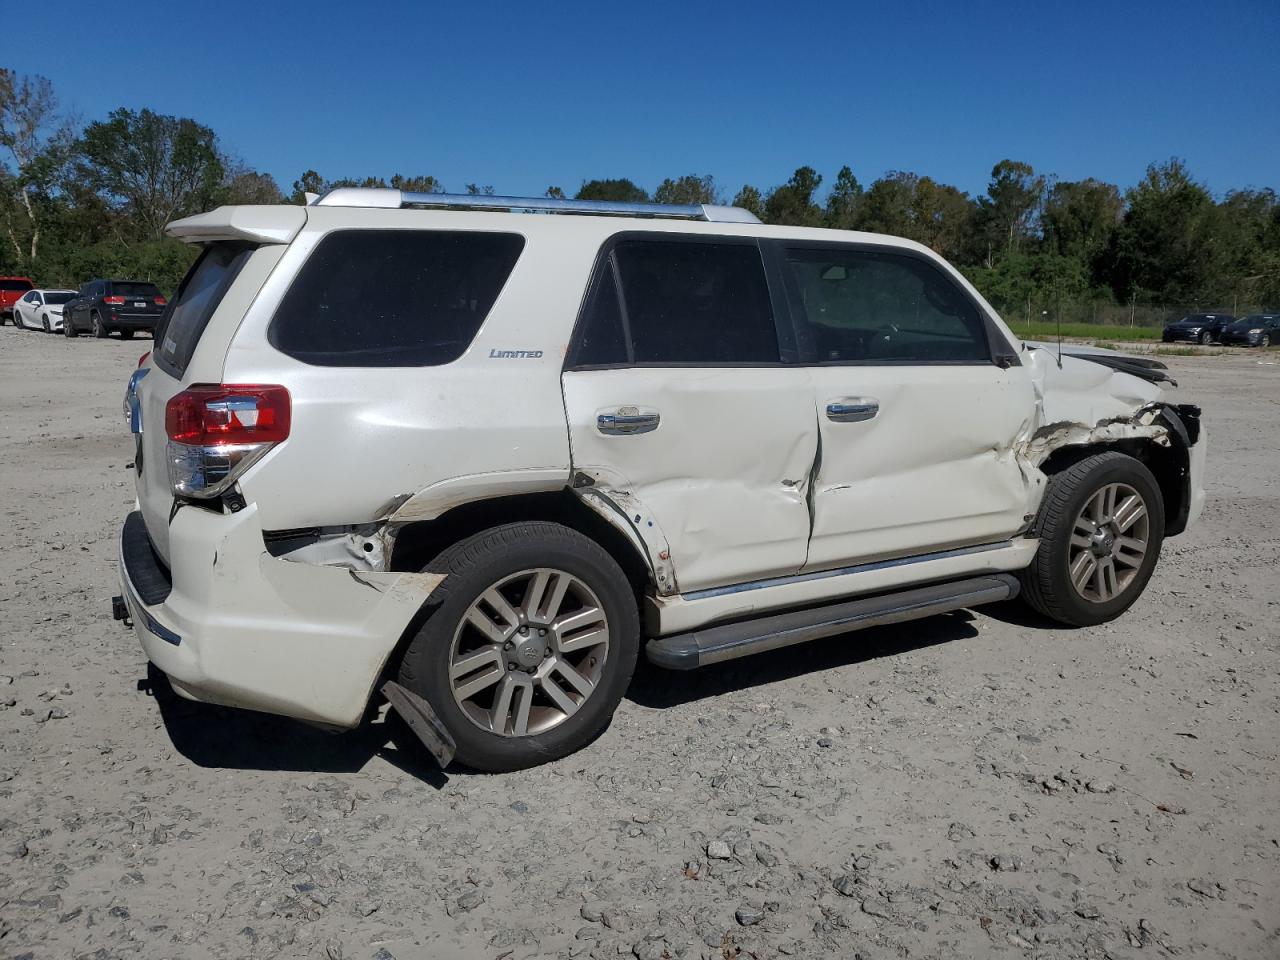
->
[117, 505, 441, 728]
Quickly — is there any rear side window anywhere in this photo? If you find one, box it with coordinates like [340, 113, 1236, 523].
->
[783, 247, 990, 363]
[269, 230, 525, 367]
[572, 238, 779, 366]
[154, 242, 255, 377]
[110, 281, 163, 298]
[0, 278, 33, 291]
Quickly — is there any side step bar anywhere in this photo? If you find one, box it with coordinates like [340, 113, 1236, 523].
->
[646, 574, 1019, 670]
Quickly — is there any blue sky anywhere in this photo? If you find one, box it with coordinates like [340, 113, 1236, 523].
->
[34, 0, 1280, 201]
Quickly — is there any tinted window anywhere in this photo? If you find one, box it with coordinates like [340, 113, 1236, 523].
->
[154, 243, 254, 377]
[784, 247, 989, 363]
[0, 278, 32, 291]
[45, 292, 74, 305]
[596, 239, 778, 364]
[573, 265, 629, 365]
[110, 281, 163, 298]
[270, 230, 524, 367]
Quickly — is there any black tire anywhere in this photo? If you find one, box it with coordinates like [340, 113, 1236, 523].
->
[1199, 330, 1212, 345]
[398, 521, 639, 772]
[64, 316, 78, 338]
[42, 314, 51, 333]
[1261, 334, 1271, 348]
[92, 313, 109, 338]
[1018, 451, 1165, 627]
[120, 328, 134, 340]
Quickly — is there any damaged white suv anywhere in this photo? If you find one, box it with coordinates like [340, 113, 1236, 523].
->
[115, 189, 1206, 771]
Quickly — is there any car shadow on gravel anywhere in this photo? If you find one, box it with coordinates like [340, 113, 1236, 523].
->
[143, 666, 448, 786]
[627, 610, 980, 708]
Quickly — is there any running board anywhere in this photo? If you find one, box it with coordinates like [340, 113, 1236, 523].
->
[645, 574, 1019, 670]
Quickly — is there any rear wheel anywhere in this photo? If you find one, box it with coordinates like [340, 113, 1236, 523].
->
[1018, 452, 1164, 627]
[92, 312, 108, 338]
[397, 521, 639, 771]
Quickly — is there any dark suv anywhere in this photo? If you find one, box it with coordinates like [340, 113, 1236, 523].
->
[64, 279, 167, 339]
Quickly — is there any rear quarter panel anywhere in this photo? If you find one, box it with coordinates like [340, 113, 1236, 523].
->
[217, 209, 600, 530]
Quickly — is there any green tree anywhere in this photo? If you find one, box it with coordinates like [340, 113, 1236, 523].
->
[976, 159, 1045, 261]
[653, 174, 718, 205]
[764, 166, 823, 226]
[223, 169, 283, 205]
[0, 69, 73, 267]
[391, 174, 443, 193]
[1042, 178, 1123, 263]
[545, 185, 566, 199]
[824, 165, 862, 229]
[575, 178, 649, 202]
[731, 184, 765, 220]
[1111, 159, 1225, 303]
[77, 108, 224, 239]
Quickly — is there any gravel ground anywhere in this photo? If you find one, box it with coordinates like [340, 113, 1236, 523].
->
[1, 325, 1277, 960]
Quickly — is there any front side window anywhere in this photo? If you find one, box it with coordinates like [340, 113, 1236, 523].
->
[783, 247, 990, 363]
[270, 230, 525, 367]
[572, 237, 779, 366]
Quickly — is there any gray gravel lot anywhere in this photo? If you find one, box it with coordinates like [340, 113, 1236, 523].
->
[1, 326, 1277, 960]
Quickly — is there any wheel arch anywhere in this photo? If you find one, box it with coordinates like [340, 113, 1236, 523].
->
[1036, 404, 1199, 537]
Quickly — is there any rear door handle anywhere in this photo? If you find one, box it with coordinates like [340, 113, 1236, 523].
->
[597, 408, 660, 436]
[826, 398, 879, 423]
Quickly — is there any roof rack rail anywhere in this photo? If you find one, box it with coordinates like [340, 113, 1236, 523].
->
[311, 188, 761, 224]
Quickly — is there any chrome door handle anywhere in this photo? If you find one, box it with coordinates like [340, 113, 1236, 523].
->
[826, 398, 879, 423]
[597, 409, 660, 435]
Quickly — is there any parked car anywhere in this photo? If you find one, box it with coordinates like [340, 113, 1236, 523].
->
[63, 279, 167, 339]
[1217, 314, 1279, 347]
[1162, 312, 1232, 344]
[0, 276, 34, 322]
[12, 289, 77, 333]
[113, 189, 1207, 772]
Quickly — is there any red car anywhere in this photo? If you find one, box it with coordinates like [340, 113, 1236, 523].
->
[0, 276, 34, 322]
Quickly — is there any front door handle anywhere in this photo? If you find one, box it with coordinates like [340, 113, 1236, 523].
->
[826, 398, 879, 423]
[597, 407, 660, 436]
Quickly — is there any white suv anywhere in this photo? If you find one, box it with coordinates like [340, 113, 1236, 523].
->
[115, 189, 1206, 771]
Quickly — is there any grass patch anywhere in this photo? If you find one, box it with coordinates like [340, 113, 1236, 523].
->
[1012, 322, 1162, 341]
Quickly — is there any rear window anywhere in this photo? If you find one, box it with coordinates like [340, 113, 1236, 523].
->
[0, 278, 33, 291]
[45, 292, 75, 304]
[154, 243, 255, 377]
[269, 230, 525, 367]
[110, 281, 163, 298]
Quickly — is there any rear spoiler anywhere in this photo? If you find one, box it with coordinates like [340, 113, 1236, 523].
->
[165, 205, 306, 245]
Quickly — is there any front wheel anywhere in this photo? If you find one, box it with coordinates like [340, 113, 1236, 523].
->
[64, 316, 78, 338]
[92, 313, 109, 338]
[1261, 334, 1271, 348]
[398, 522, 639, 772]
[1018, 452, 1164, 627]
[1199, 330, 1212, 345]
[42, 314, 51, 333]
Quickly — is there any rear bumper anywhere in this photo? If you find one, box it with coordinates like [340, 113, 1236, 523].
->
[111, 313, 160, 329]
[117, 504, 442, 728]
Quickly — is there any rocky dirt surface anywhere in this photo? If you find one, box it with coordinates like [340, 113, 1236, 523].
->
[1, 325, 1277, 960]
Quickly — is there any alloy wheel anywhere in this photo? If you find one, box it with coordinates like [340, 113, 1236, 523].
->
[448, 568, 611, 737]
[1068, 482, 1150, 603]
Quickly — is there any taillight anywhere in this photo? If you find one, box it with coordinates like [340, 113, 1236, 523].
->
[103, 296, 125, 305]
[138, 351, 150, 367]
[164, 385, 290, 498]
[154, 296, 167, 306]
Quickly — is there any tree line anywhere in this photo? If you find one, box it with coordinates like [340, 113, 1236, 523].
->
[3, 68, 1277, 322]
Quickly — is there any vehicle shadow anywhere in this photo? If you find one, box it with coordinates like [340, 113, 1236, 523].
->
[142, 666, 448, 787]
[627, 609, 980, 709]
